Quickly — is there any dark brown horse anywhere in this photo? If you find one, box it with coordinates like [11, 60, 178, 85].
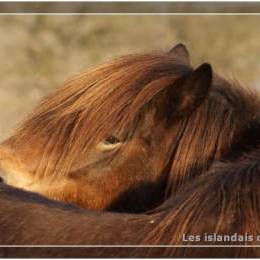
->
[0, 43, 259, 257]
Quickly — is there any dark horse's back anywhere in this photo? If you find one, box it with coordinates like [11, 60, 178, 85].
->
[0, 147, 260, 258]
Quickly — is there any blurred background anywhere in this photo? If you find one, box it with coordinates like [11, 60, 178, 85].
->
[0, 15, 260, 141]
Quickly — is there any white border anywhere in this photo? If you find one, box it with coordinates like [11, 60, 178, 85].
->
[0, 13, 260, 15]
[0, 0, 225, 1]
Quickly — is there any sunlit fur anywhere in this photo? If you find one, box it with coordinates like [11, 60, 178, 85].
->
[0, 47, 208, 211]
[4, 55, 192, 173]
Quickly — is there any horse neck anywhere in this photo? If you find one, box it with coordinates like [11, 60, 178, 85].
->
[222, 119, 260, 162]
[166, 86, 260, 194]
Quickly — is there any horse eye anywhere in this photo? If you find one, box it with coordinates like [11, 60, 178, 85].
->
[104, 136, 121, 144]
[97, 135, 122, 152]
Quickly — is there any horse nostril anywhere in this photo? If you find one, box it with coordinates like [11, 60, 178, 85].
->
[0, 176, 3, 183]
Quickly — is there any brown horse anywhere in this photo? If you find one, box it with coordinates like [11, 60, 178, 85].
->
[0, 44, 209, 212]
[0, 43, 259, 257]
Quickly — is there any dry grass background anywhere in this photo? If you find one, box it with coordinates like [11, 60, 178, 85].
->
[0, 15, 260, 141]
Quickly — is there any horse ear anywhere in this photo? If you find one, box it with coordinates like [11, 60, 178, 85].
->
[166, 63, 212, 119]
[168, 43, 190, 65]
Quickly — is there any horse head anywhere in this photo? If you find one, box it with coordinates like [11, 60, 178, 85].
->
[0, 43, 258, 213]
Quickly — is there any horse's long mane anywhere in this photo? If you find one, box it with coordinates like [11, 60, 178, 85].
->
[3, 53, 191, 177]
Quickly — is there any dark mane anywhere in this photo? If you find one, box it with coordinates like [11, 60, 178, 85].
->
[166, 76, 259, 193]
[142, 146, 260, 251]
